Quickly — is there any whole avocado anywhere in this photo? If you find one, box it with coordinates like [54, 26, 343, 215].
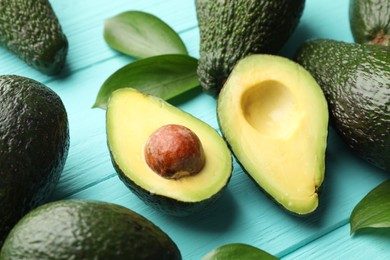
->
[0, 75, 69, 246]
[196, 0, 305, 95]
[0, 200, 182, 260]
[294, 39, 390, 172]
[349, 0, 390, 46]
[0, 0, 68, 75]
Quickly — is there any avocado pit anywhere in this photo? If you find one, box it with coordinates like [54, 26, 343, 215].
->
[144, 124, 206, 179]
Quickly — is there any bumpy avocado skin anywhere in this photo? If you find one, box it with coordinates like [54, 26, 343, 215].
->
[0, 75, 69, 246]
[294, 39, 390, 171]
[0, 0, 68, 75]
[0, 200, 182, 260]
[349, 0, 390, 46]
[196, 0, 305, 95]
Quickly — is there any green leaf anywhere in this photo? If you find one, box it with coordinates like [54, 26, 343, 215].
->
[350, 179, 390, 234]
[104, 11, 188, 58]
[93, 54, 199, 109]
[202, 243, 279, 260]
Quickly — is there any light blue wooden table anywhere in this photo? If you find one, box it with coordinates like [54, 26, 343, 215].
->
[1, 0, 389, 259]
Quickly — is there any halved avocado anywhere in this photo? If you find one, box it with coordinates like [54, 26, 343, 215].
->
[217, 54, 329, 215]
[107, 88, 232, 216]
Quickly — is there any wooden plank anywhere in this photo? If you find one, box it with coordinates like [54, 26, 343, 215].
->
[282, 224, 390, 259]
[0, 0, 198, 82]
[59, 128, 389, 259]
[0, 0, 389, 259]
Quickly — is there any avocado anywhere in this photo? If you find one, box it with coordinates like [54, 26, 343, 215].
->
[196, 0, 305, 95]
[0, 75, 69, 246]
[217, 54, 329, 215]
[106, 88, 232, 216]
[202, 243, 278, 260]
[0, 0, 68, 75]
[349, 0, 390, 46]
[294, 39, 390, 172]
[0, 199, 181, 259]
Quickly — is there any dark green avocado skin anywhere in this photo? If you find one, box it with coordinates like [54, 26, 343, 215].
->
[0, 0, 68, 75]
[350, 0, 390, 46]
[294, 39, 390, 172]
[111, 154, 232, 216]
[196, 0, 305, 95]
[0, 75, 69, 246]
[0, 200, 182, 260]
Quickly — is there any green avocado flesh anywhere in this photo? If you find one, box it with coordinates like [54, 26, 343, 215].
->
[295, 39, 390, 172]
[217, 55, 329, 215]
[349, 0, 390, 46]
[196, 0, 305, 94]
[0, 200, 181, 260]
[0, 0, 68, 75]
[107, 88, 232, 216]
[0, 75, 69, 246]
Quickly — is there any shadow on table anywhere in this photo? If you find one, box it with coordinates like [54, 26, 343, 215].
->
[279, 21, 319, 59]
[159, 187, 240, 233]
[169, 85, 204, 107]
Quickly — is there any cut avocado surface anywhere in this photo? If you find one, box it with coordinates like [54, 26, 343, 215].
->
[217, 54, 329, 215]
[107, 88, 232, 216]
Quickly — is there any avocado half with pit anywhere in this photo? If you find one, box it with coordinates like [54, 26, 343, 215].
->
[217, 54, 329, 215]
[106, 88, 232, 216]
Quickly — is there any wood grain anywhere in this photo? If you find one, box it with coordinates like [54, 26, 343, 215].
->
[0, 0, 388, 259]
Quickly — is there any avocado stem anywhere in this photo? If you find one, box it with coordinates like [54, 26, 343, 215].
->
[369, 30, 389, 46]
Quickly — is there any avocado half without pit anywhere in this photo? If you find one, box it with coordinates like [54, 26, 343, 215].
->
[106, 88, 232, 216]
[217, 54, 329, 215]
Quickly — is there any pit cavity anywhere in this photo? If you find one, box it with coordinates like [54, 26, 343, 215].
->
[241, 80, 300, 138]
